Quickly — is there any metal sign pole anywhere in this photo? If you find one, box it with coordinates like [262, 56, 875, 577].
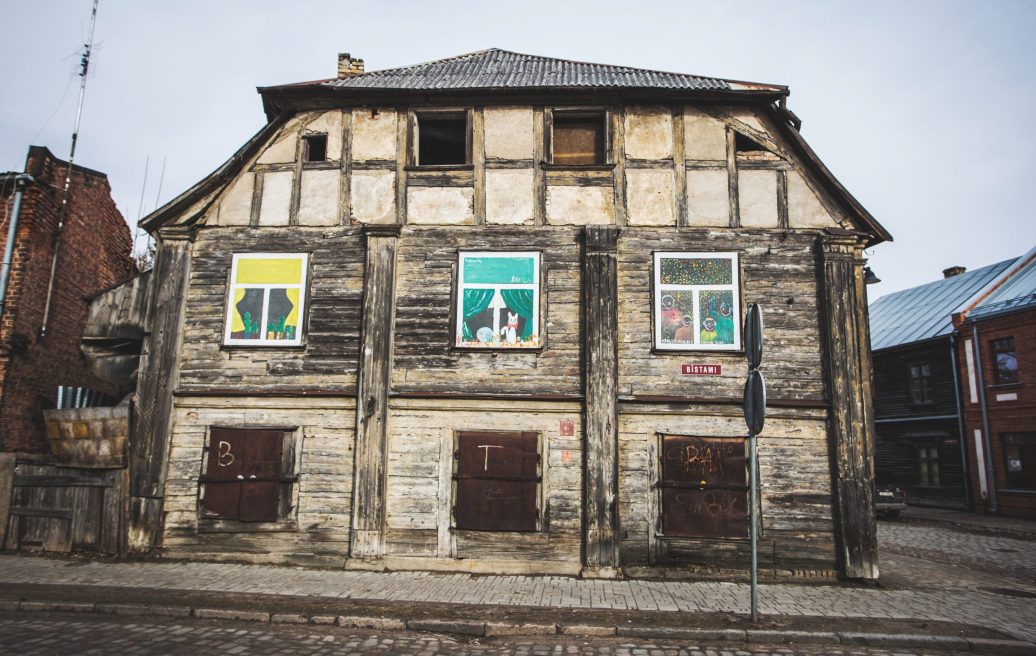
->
[742, 303, 765, 624]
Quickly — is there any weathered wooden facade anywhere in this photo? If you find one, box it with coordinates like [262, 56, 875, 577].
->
[121, 50, 889, 579]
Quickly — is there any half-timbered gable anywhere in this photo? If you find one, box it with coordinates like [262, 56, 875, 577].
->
[124, 50, 889, 578]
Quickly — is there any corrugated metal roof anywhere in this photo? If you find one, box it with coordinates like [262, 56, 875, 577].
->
[869, 258, 1018, 351]
[967, 248, 1036, 320]
[320, 49, 777, 92]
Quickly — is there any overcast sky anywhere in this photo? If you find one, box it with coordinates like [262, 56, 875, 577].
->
[2, 0, 1034, 299]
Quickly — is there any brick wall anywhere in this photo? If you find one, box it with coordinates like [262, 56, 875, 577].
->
[958, 307, 1036, 519]
[0, 146, 136, 453]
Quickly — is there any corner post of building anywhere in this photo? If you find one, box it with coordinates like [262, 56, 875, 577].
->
[350, 223, 401, 561]
[818, 231, 879, 579]
[582, 224, 620, 577]
[128, 224, 195, 552]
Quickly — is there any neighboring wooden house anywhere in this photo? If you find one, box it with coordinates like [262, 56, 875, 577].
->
[869, 262, 1015, 510]
[121, 50, 890, 579]
[953, 247, 1036, 520]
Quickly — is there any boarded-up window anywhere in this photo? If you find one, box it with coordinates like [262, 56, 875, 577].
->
[552, 112, 606, 165]
[201, 428, 287, 522]
[454, 431, 540, 532]
[660, 434, 747, 539]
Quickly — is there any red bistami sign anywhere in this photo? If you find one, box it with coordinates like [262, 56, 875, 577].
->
[681, 364, 722, 375]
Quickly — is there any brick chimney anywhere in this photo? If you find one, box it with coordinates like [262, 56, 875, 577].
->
[943, 265, 966, 278]
[338, 53, 364, 79]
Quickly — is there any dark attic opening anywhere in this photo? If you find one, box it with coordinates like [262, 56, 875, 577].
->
[303, 134, 328, 162]
[417, 112, 468, 165]
[735, 131, 768, 153]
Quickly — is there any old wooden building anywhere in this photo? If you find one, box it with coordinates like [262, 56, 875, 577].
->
[119, 50, 890, 580]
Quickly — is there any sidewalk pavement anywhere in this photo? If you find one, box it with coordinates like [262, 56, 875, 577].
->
[900, 505, 1036, 541]
[0, 552, 1034, 654]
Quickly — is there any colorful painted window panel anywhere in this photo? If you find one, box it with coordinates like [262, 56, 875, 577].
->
[224, 253, 308, 346]
[654, 252, 740, 351]
[456, 251, 540, 349]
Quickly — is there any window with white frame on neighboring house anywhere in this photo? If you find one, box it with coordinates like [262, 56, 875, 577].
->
[990, 337, 1019, 384]
[917, 445, 940, 486]
[455, 251, 540, 349]
[653, 252, 741, 351]
[1004, 432, 1036, 490]
[223, 253, 308, 346]
[908, 363, 932, 405]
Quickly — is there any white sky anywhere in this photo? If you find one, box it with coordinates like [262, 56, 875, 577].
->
[2, 0, 1034, 299]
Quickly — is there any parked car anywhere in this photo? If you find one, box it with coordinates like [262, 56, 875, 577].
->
[875, 474, 906, 519]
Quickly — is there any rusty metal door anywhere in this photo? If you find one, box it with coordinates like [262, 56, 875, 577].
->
[201, 428, 283, 522]
[240, 430, 283, 522]
[660, 435, 747, 538]
[454, 431, 539, 532]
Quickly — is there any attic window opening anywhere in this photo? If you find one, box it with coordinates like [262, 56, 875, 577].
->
[734, 132, 767, 153]
[303, 134, 328, 162]
[416, 112, 469, 166]
[552, 111, 606, 165]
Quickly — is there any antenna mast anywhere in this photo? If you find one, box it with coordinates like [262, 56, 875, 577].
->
[40, 0, 100, 338]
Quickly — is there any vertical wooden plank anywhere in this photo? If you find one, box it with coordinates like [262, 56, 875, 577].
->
[777, 170, 789, 229]
[436, 428, 454, 558]
[99, 470, 121, 555]
[289, 121, 305, 226]
[819, 234, 878, 580]
[726, 127, 740, 228]
[612, 108, 627, 226]
[339, 109, 352, 225]
[533, 107, 546, 226]
[396, 110, 408, 225]
[646, 433, 660, 565]
[0, 453, 14, 546]
[351, 224, 401, 559]
[582, 225, 620, 576]
[672, 106, 687, 227]
[249, 172, 265, 227]
[473, 107, 486, 225]
[128, 226, 194, 552]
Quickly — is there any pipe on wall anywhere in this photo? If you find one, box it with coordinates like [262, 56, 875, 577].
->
[0, 174, 35, 318]
[971, 323, 998, 513]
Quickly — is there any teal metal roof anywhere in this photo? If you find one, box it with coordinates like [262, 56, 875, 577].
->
[869, 259, 1017, 351]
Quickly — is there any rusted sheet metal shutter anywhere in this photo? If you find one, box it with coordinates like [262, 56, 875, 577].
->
[455, 431, 539, 532]
[660, 435, 748, 539]
[202, 429, 283, 522]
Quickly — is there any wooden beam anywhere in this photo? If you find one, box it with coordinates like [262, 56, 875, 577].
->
[726, 127, 740, 228]
[612, 108, 627, 226]
[127, 226, 194, 552]
[819, 234, 878, 580]
[339, 108, 352, 225]
[473, 106, 486, 224]
[350, 223, 401, 560]
[777, 170, 789, 229]
[582, 224, 620, 576]
[672, 106, 687, 227]
[533, 107, 546, 226]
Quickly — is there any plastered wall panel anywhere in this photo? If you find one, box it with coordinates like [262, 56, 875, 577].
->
[216, 172, 254, 226]
[350, 170, 396, 223]
[298, 169, 341, 226]
[788, 171, 839, 228]
[546, 186, 614, 225]
[258, 171, 292, 226]
[685, 169, 729, 226]
[352, 108, 398, 161]
[626, 168, 675, 226]
[257, 118, 301, 164]
[484, 107, 535, 160]
[486, 169, 535, 224]
[407, 187, 474, 225]
[625, 109, 673, 160]
[683, 109, 728, 161]
[738, 170, 778, 228]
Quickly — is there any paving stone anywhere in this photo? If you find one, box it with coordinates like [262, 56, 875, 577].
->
[560, 625, 616, 636]
[838, 632, 970, 650]
[193, 608, 270, 622]
[97, 604, 191, 617]
[746, 630, 840, 644]
[966, 637, 1036, 654]
[337, 615, 406, 630]
[486, 622, 558, 636]
[618, 627, 745, 642]
[407, 618, 486, 636]
[308, 614, 337, 625]
[270, 613, 307, 624]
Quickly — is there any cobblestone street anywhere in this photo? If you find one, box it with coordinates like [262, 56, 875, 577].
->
[0, 518, 1032, 653]
[0, 612, 966, 656]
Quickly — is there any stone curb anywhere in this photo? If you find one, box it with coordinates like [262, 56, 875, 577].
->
[4, 600, 1036, 653]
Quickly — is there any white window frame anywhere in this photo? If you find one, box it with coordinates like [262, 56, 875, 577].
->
[223, 253, 309, 347]
[653, 251, 741, 352]
[455, 251, 541, 349]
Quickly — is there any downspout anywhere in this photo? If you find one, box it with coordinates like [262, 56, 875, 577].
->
[971, 323, 997, 512]
[948, 332, 971, 510]
[0, 174, 34, 317]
